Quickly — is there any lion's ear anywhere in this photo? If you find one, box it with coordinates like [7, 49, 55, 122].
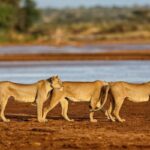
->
[47, 78, 51, 83]
[47, 76, 53, 83]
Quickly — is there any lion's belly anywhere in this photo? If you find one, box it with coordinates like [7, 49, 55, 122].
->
[10, 87, 37, 103]
[127, 95, 149, 102]
[124, 86, 150, 102]
[66, 96, 90, 102]
[14, 96, 35, 103]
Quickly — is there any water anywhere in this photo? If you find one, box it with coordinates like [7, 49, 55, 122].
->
[0, 61, 150, 83]
[0, 44, 150, 54]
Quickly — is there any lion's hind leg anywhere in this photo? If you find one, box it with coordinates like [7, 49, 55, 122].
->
[113, 97, 126, 123]
[89, 98, 100, 122]
[0, 96, 10, 122]
[105, 99, 116, 122]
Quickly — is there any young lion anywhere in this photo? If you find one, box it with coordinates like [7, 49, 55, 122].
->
[42, 80, 109, 122]
[0, 75, 63, 122]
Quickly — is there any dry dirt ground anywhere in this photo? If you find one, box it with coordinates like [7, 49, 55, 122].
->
[0, 100, 149, 150]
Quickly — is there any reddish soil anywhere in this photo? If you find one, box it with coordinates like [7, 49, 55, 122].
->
[0, 100, 150, 150]
[1, 51, 150, 61]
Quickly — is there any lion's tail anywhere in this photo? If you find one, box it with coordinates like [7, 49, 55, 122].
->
[90, 84, 110, 112]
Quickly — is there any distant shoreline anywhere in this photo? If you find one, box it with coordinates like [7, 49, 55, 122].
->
[0, 38, 150, 47]
[0, 50, 150, 61]
[0, 40, 150, 61]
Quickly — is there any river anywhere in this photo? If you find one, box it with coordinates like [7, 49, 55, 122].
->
[0, 44, 150, 54]
[0, 61, 149, 83]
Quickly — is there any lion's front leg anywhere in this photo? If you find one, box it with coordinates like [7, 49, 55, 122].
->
[60, 99, 74, 122]
[36, 90, 47, 122]
[43, 89, 63, 121]
[37, 99, 45, 122]
[42, 100, 60, 121]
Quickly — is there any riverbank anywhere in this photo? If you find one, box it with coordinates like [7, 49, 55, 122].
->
[0, 50, 150, 61]
[0, 39, 150, 61]
[0, 38, 150, 47]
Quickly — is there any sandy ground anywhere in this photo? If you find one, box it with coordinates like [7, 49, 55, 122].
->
[0, 100, 149, 150]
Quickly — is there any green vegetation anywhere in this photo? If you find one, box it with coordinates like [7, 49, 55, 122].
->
[17, 0, 41, 32]
[0, 0, 40, 42]
[0, 1, 150, 44]
[0, 2, 17, 30]
[42, 6, 150, 35]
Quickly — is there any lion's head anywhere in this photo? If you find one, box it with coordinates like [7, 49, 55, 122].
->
[48, 75, 63, 90]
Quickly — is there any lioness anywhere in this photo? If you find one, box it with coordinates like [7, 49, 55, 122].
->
[42, 80, 109, 122]
[0, 75, 63, 122]
[106, 81, 150, 122]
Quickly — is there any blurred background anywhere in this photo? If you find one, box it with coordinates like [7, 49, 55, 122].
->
[0, 0, 150, 45]
[0, 0, 150, 83]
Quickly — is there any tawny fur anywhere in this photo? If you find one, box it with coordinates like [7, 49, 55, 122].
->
[43, 80, 109, 122]
[106, 81, 150, 123]
[0, 76, 63, 122]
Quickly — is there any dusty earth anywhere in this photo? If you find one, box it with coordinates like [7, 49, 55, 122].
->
[0, 99, 149, 150]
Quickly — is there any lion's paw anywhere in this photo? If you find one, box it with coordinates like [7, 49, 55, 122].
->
[4, 119, 10, 122]
[38, 119, 48, 123]
[69, 119, 74, 122]
[120, 119, 126, 122]
[90, 119, 98, 123]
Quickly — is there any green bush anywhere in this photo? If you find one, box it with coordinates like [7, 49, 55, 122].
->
[0, 3, 17, 29]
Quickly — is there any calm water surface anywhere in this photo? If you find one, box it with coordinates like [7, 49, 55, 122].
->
[0, 61, 150, 83]
[0, 44, 150, 54]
